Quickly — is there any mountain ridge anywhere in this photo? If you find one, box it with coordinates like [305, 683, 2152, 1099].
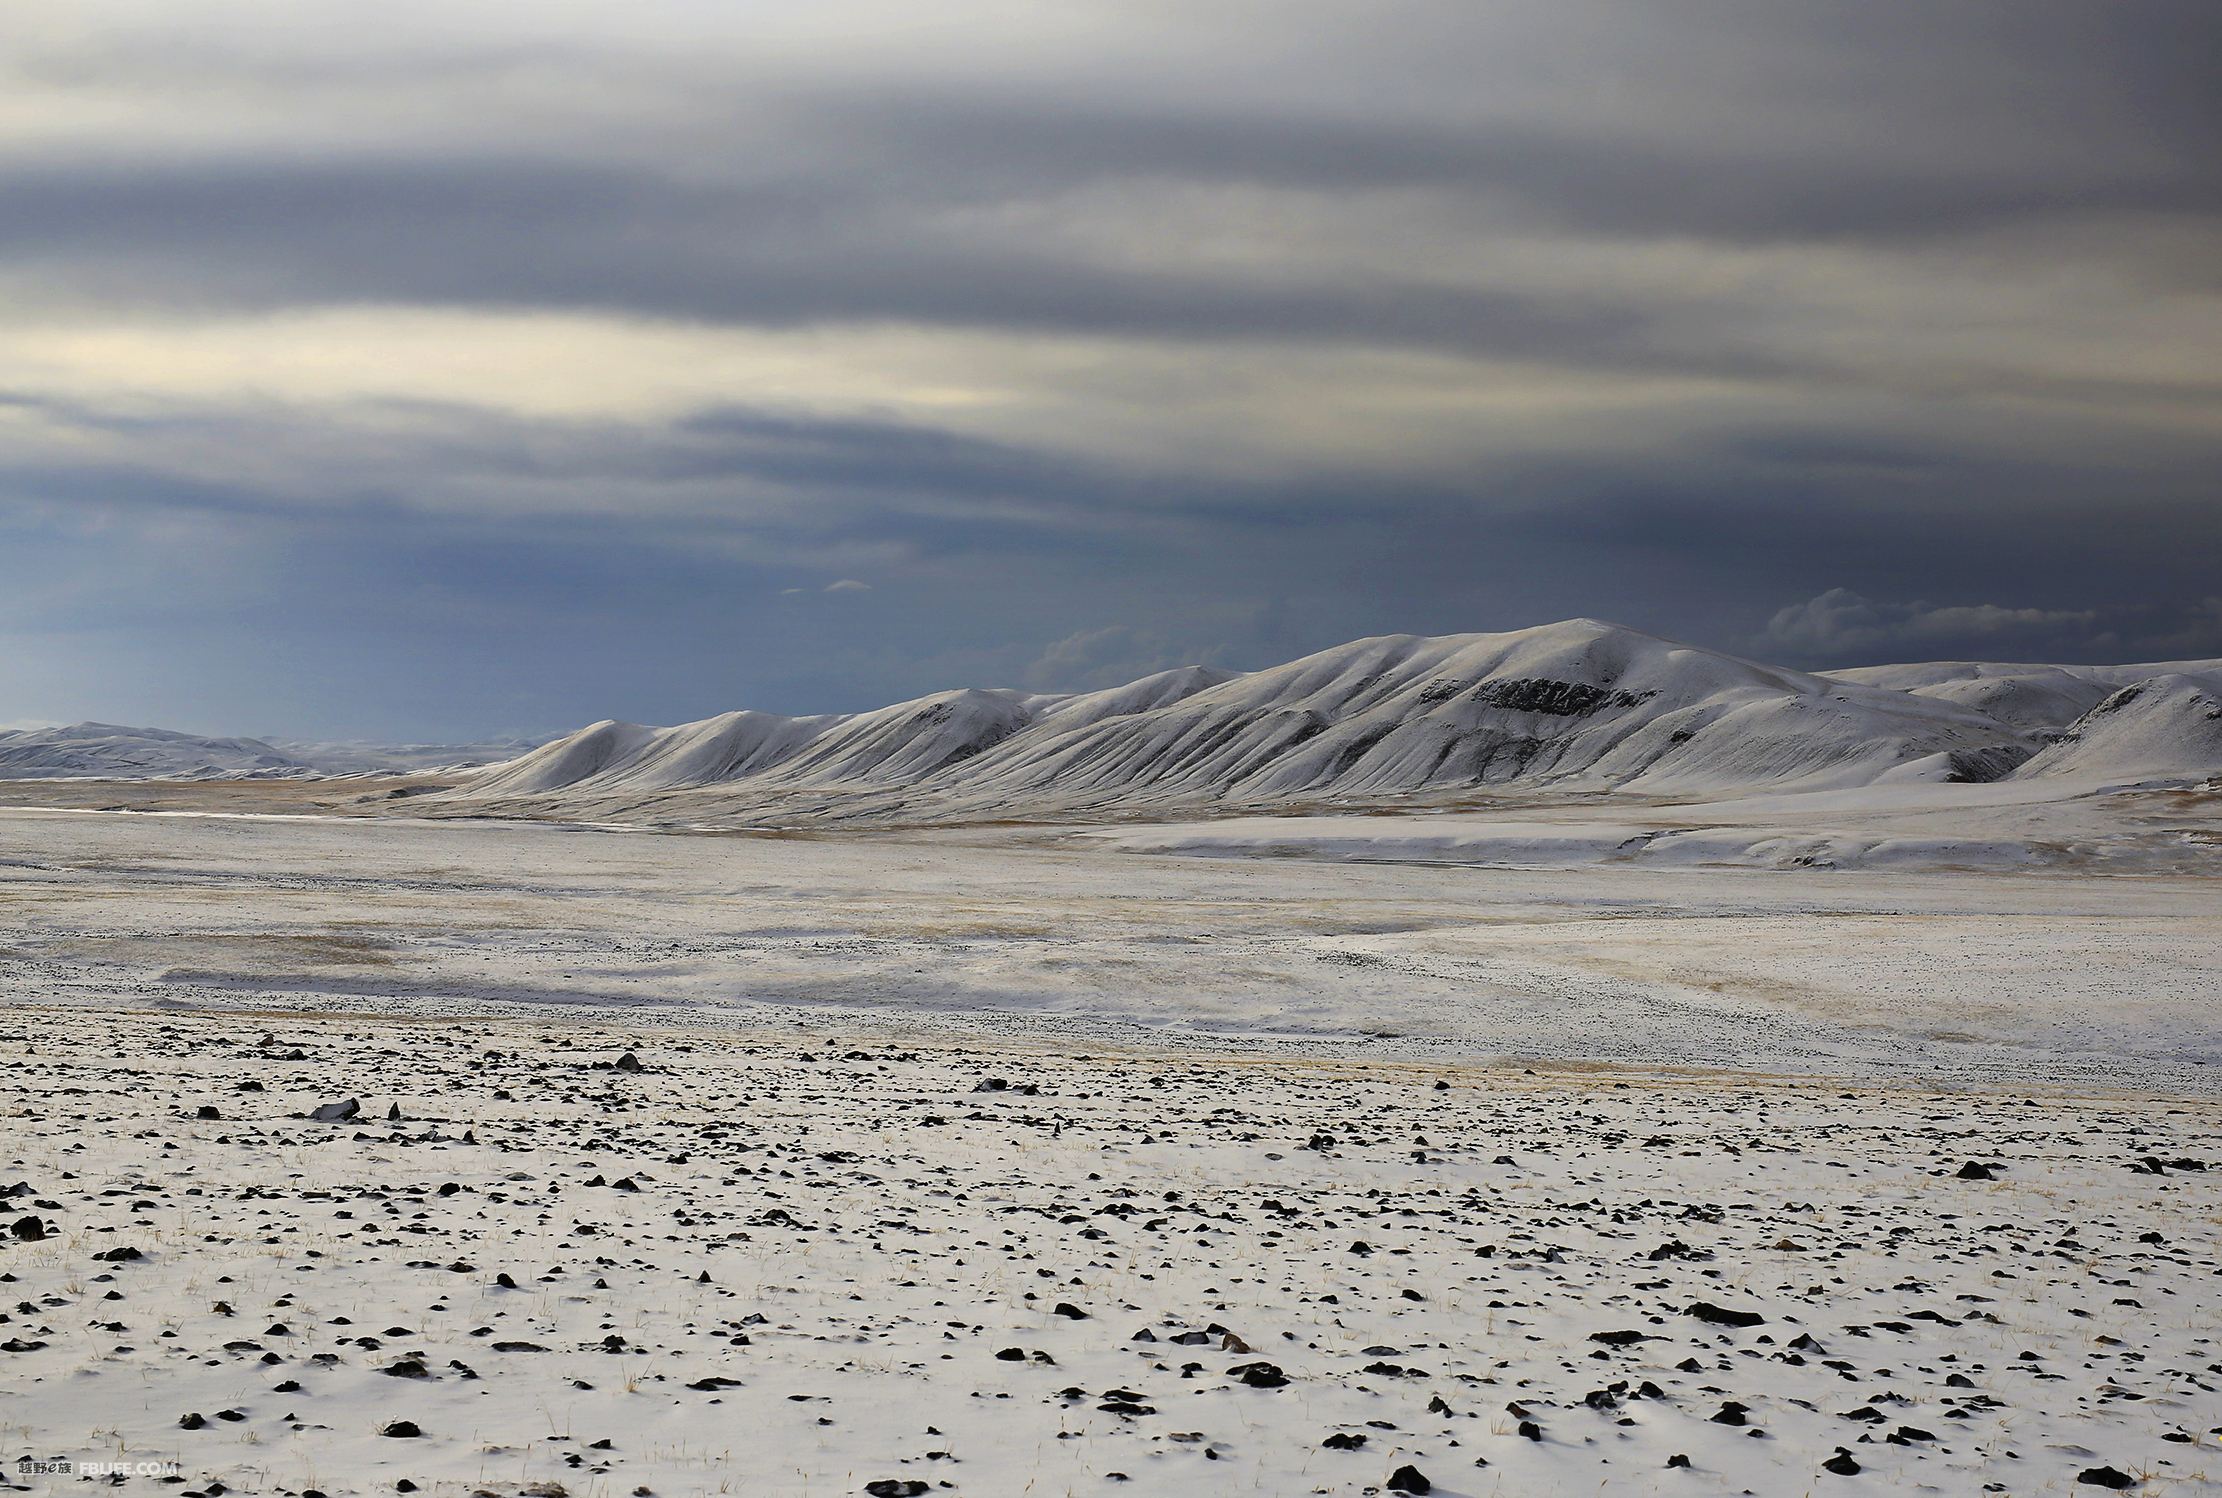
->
[441, 619, 2222, 824]
[0, 722, 538, 781]
[11, 621, 2217, 816]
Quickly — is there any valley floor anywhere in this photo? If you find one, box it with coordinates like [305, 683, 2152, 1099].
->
[0, 806, 2216, 1495]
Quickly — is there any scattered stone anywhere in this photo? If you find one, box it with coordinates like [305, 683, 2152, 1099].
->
[1229, 1361, 1288, 1389]
[1686, 1301, 1766, 1328]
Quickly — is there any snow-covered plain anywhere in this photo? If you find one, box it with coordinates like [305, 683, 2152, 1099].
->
[5, 808, 2217, 1090]
[1079, 777, 2222, 876]
[3, 1005, 2216, 1498]
[1, 803, 2217, 1495]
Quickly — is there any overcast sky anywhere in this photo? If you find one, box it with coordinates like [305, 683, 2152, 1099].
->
[4, 1, 2218, 738]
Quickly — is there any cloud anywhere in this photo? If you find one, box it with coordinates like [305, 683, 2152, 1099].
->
[1, 1, 2219, 734]
[824, 578, 870, 593]
[2137, 596, 2222, 657]
[1763, 588, 2102, 660]
[1022, 624, 1214, 691]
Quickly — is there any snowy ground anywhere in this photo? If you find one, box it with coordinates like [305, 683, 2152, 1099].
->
[1077, 778, 2222, 877]
[2, 807, 2215, 1091]
[0, 807, 2217, 1495]
[2, 1008, 2217, 1498]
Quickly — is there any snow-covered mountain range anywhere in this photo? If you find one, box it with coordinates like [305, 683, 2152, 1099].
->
[11, 621, 2216, 819]
[452, 619, 2222, 822]
[0, 723, 537, 781]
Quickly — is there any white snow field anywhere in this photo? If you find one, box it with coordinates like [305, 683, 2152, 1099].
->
[1077, 775, 2222, 876]
[2, 1005, 2215, 1498]
[4, 808, 2217, 1091]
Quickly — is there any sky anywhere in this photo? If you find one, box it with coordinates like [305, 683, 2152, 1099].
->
[3, 1, 2218, 740]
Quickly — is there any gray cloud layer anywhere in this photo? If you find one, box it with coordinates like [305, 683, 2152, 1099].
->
[2, 1, 2217, 736]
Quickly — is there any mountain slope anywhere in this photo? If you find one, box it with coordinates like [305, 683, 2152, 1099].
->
[912, 621, 2025, 810]
[29, 622, 2213, 812]
[468, 712, 832, 798]
[449, 620, 2046, 823]
[456, 667, 1247, 805]
[0, 724, 545, 781]
[0, 722, 312, 780]
[1829, 658, 2222, 734]
[2016, 675, 2222, 784]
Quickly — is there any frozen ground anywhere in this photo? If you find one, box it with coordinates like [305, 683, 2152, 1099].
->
[1, 1008, 2216, 1497]
[0, 807, 2217, 1495]
[1079, 779, 2222, 877]
[0, 808, 2215, 1091]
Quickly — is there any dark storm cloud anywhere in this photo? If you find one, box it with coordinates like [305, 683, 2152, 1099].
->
[6, 399, 2218, 738]
[1, 389, 1146, 537]
[5, 3, 2220, 330]
[13, 384, 2217, 633]
[855, 91, 2220, 248]
[1, 0, 2218, 734]
[1, 79, 2214, 341]
[0, 155, 1687, 372]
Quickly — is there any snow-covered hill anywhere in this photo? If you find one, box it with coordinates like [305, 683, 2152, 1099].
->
[0, 723, 536, 780]
[2017, 674, 2222, 784]
[921, 622, 2027, 808]
[1828, 658, 2222, 734]
[20, 623, 2219, 813]
[464, 668, 1240, 802]
[450, 619, 2152, 823]
[0, 722, 313, 780]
